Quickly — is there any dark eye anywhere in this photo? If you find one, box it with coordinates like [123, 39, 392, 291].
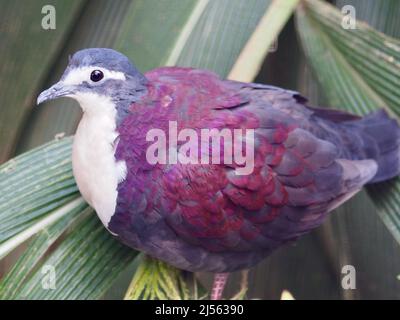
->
[90, 70, 104, 82]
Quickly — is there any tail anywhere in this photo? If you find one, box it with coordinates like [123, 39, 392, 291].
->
[353, 109, 400, 183]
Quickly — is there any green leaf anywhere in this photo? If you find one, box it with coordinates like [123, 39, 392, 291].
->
[0, 0, 86, 162]
[0, 204, 87, 299]
[228, 0, 300, 81]
[14, 214, 136, 299]
[124, 255, 202, 300]
[174, 0, 273, 76]
[296, 0, 400, 244]
[0, 137, 80, 257]
[117, 0, 277, 77]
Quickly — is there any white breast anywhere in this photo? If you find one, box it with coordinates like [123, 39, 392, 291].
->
[72, 93, 127, 228]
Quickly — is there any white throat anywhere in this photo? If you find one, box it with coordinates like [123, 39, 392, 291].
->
[72, 92, 127, 228]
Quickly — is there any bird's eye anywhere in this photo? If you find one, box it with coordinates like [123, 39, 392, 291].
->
[90, 70, 104, 82]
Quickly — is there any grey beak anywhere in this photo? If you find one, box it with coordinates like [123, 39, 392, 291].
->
[37, 82, 73, 105]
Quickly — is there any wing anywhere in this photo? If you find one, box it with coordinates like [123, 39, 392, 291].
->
[161, 127, 376, 254]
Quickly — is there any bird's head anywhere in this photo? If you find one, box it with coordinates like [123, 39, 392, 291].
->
[37, 48, 147, 113]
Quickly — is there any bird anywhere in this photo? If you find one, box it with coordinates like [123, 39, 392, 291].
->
[37, 48, 400, 300]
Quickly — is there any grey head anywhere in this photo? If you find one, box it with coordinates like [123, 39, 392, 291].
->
[37, 48, 147, 114]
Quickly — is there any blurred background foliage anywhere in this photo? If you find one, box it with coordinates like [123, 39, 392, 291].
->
[0, 0, 400, 299]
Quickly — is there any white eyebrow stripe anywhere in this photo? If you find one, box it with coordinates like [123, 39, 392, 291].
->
[62, 66, 126, 85]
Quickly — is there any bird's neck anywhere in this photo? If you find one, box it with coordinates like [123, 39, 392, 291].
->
[110, 79, 149, 126]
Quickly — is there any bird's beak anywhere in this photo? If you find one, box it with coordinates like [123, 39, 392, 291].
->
[37, 81, 74, 105]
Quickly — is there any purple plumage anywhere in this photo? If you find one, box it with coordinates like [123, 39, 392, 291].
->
[108, 67, 400, 273]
